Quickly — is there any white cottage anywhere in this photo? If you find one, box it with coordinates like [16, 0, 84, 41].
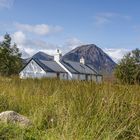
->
[20, 50, 103, 82]
[19, 59, 68, 79]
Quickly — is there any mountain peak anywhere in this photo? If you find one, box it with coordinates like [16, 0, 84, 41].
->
[32, 51, 54, 61]
[62, 44, 116, 74]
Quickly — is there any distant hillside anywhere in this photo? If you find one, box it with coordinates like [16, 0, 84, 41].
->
[30, 51, 54, 61]
[22, 51, 54, 65]
[62, 44, 116, 74]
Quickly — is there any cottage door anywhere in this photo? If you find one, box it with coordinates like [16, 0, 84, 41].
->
[57, 73, 60, 79]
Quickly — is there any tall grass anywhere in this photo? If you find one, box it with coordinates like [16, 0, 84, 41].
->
[0, 77, 139, 140]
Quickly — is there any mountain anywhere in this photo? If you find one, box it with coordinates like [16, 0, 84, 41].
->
[62, 44, 116, 74]
[23, 51, 54, 65]
[31, 51, 54, 61]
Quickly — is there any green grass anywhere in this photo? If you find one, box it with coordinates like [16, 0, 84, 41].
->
[0, 77, 139, 140]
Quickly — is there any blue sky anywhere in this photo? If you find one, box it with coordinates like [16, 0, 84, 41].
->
[0, 0, 140, 62]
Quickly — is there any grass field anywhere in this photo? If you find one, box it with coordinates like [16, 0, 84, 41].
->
[0, 77, 139, 140]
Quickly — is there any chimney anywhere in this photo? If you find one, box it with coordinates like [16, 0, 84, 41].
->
[80, 56, 85, 65]
[54, 49, 62, 62]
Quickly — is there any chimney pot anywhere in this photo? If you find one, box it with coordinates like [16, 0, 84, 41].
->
[54, 49, 62, 62]
[80, 56, 85, 64]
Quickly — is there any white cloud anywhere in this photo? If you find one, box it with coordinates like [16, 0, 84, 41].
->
[15, 23, 63, 36]
[12, 31, 26, 45]
[11, 31, 60, 58]
[39, 49, 57, 56]
[12, 31, 28, 57]
[94, 12, 116, 25]
[27, 40, 58, 50]
[94, 12, 131, 26]
[0, 35, 3, 41]
[23, 48, 35, 56]
[103, 48, 130, 62]
[94, 16, 110, 25]
[0, 0, 14, 8]
[0, 22, 63, 57]
[64, 37, 84, 50]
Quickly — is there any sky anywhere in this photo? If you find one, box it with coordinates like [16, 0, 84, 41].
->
[0, 0, 140, 62]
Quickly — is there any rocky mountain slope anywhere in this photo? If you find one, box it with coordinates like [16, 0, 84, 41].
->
[30, 51, 54, 61]
[62, 44, 116, 74]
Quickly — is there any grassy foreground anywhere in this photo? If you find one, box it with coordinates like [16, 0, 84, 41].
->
[0, 77, 139, 140]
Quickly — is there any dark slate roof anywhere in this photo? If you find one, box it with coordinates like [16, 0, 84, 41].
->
[86, 64, 102, 76]
[61, 60, 97, 75]
[86, 64, 98, 74]
[34, 59, 66, 73]
[61, 60, 77, 74]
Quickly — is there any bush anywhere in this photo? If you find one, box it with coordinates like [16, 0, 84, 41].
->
[115, 48, 140, 84]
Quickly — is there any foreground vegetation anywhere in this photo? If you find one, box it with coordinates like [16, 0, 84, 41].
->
[115, 48, 140, 85]
[0, 77, 139, 140]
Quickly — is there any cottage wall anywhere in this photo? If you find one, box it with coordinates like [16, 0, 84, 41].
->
[91, 75, 97, 82]
[87, 75, 92, 81]
[19, 60, 47, 78]
[96, 75, 103, 83]
[71, 74, 78, 80]
[59, 73, 68, 80]
[79, 74, 86, 80]
[45, 72, 57, 78]
[70, 74, 86, 80]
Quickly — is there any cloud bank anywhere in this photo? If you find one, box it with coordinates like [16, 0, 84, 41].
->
[11, 30, 84, 58]
[103, 48, 130, 62]
[15, 23, 63, 36]
[12, 31, 59, 58]
[0, 0, 14, 8]
[93, 12, 131, 26]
